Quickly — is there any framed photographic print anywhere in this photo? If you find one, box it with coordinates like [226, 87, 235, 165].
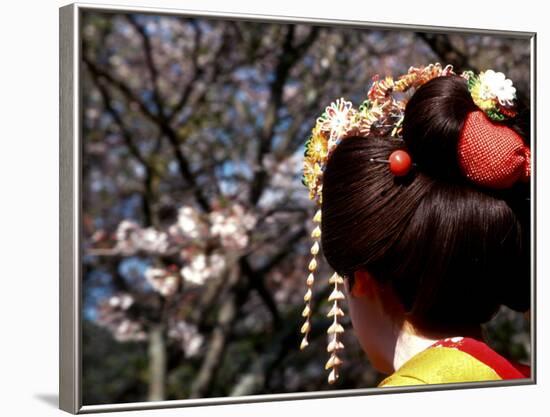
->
[59, 2, 536, 414]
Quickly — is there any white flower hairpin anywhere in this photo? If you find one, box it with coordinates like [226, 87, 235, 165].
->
[462, 69, 518, 121]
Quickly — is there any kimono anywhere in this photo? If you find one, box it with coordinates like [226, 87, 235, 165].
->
[378, 336, 530, 387]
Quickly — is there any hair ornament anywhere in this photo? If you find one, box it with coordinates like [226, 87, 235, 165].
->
[369, 150, 415, 177]
[458, 110, 530, 188]
[461, 69, 518, 121]
[303, 63, 455, 203]
[458, 70, 529, 189]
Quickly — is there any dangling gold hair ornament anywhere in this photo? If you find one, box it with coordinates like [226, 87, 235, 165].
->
[300, 63, 456, 384]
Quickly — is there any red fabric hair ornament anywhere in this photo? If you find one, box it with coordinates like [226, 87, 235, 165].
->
[458, 110, 531, 189]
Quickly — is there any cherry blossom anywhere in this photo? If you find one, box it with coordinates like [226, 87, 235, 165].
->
[144, 267, 180, 297]
[180, 252, 226, 286]
[97, 293, 147, 342]
[167, 320, 204, 358]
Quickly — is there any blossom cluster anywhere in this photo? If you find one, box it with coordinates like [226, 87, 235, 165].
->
[113, 203, 257, 292]
[115, 220, 170, 255]
[167, 320, 204, 358]
[96, 291, 205, 355]
[97, 292, 148, 342]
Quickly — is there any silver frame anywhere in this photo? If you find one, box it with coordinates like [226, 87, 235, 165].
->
[59, 2, 537, 414]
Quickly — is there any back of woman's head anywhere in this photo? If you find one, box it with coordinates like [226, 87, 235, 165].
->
[320, 75, 530, 334]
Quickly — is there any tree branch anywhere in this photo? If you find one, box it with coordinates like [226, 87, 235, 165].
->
[249, 26, 319, 205]
[167, 19, 205, 122]
[90, 75, 161, 226]
[83, 55, 212, 213]
[83, 55, 162, 125]
[231, 284, 331, 396]
[416, 32, 476, 73]
[189, 256, 245, 398]
[126, 15, 166, 119]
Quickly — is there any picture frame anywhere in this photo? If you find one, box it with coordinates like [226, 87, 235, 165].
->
[60, 2, 537, 414]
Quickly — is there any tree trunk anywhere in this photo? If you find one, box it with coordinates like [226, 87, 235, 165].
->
[189, 260, 241, 398]
[148, 323, 166, 401]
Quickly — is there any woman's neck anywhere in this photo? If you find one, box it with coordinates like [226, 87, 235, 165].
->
[392, 330, 440, 371]
[392, 322, 484, 372]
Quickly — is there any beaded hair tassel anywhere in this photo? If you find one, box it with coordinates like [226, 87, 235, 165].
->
[299, 206, 321, 351]
[325, 270, 345, 383]
[299, 201, 346, 384]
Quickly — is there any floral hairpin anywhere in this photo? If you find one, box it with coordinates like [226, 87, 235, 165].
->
[461, 69, 518, 121]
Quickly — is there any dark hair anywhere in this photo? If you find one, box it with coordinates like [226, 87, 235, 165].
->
[320, 75, 530, 334]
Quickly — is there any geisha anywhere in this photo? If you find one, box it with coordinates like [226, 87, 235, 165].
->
[300, 64, 531, 386]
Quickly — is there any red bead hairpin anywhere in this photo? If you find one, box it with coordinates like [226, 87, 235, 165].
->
[369, 150, 414, 177]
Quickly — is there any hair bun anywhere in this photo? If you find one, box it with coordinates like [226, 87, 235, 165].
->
[402, 75, 478, 182]
[401, 74, 531, 315]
